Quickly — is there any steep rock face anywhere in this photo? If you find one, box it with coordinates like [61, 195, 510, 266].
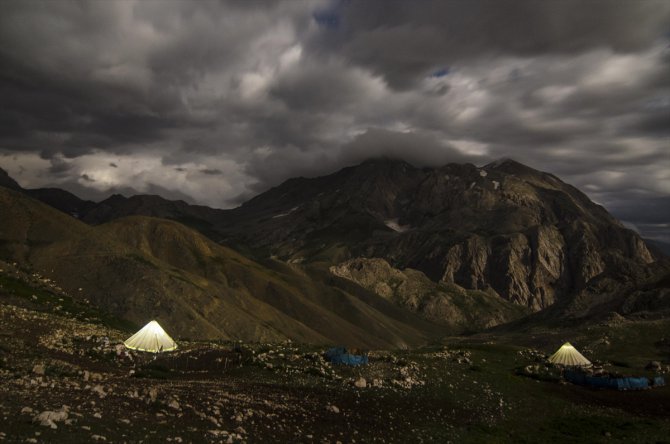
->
[217, 159, 658, 312]
[330, 258, 529, 330]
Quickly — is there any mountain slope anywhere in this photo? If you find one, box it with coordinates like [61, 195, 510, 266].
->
[0, 187, 443, 347]
[0, 167, 21, 191]
[214, 158, 660, 312]
[2, 159, 666, 324]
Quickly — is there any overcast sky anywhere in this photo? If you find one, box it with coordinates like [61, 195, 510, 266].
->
[0, 1, 669, 241]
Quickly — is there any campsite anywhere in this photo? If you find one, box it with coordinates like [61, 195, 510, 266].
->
[1, 260, 669, 443]
[1, 1, 670, 442]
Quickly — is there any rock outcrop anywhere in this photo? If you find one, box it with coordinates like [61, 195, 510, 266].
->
[330, 258, 529, 330]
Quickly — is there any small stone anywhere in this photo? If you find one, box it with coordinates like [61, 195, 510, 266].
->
[168, 400, 180, 410]
[91, 435, 107, 441]
[21, 407, 33, 414]
[33, 410, 68, 428]
[32, 364, 45, 375]
[327, 405, 340, 413]
[646, 361, 662, 371]
[90, 372, 103, 382]
[147, 388, 159, 403]
[91, 385, 106, 398]
[354, 377, 367, 388]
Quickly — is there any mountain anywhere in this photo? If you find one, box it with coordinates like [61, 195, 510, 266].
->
[0, 167, 21, 191]
[0, 186, 449, 347]
[25, 188, 97, 218]
[1, 159, 667, 330]
[81, 194, 227, 240]
[214, 158, 662, 312]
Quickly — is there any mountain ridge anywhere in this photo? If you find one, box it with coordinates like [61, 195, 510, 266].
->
[1, 159, 667, 336]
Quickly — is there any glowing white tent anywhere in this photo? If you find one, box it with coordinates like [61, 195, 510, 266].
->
[548, 342, 591, 367]
[124, 320, 177, 353]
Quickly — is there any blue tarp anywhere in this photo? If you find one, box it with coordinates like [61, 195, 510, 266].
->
[564, 370, 655, 390]
[324, 347, 368, 366]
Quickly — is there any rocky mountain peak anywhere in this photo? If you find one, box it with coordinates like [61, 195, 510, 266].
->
[215, 159, 659, 312]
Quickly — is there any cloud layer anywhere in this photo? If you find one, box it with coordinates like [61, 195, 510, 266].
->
[0, 0, 668, 239]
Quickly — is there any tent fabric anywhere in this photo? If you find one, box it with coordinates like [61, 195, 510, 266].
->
[548, 342, 592, 367]
[324, 347, 368, 366]
[124, 320, 177, 353]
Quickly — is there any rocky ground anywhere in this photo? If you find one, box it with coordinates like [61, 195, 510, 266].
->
[1, 262, 670, 443]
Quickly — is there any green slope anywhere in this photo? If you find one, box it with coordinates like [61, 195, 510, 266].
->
[0, 187, 442, 347]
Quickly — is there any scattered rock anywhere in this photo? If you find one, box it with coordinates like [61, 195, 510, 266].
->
[168, 400, 181, 410]
[354, 377, 367, 388]
[646, 361, 662, 371]
[33, 409, 68, 429]
[32, 364, 45, 376]
[146, 387, 159, 404]
[91, 385, 106, 398]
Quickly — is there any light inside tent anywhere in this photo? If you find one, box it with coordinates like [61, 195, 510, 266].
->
[123, 320, 177, 353]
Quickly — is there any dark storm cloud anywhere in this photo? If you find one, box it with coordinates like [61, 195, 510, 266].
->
[339, 128, 481, 167]
[0, 0, 668, 241]
[47, 157, 74, 176]
[0, 48, 180, 158]
[199, 168, 223, 176]
[309, 0, 670, 89]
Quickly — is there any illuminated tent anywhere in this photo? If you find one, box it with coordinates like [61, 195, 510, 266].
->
[548, 342, 591, 367]
[124, 320, 177, 353]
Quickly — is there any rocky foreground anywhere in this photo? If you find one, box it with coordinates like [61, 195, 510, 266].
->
[0, 301, 505, 443]
[2, 264, 670, 443]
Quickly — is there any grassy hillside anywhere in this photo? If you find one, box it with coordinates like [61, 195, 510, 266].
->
[0, 188, 443, 348]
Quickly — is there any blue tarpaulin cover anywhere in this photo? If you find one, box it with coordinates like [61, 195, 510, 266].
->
[564, 370, 660, 390]
[324, 347, 368, 366]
